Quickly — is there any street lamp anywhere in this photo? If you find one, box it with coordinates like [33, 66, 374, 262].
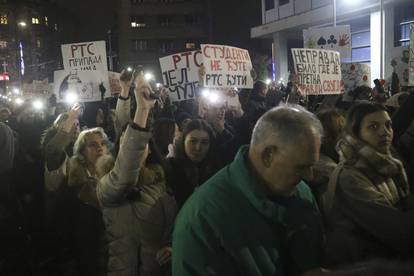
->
[18, 21, 27, 27]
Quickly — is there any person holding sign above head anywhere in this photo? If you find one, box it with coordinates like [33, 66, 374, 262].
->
[172, 105, 325, 276]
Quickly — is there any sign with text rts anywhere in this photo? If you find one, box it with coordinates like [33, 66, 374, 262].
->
[60, 40, 110, 101]
[201, 44, 253, 89]
[291, 48, 343, 95]
[409, 23, 414, 86]
[159, 50, 202, 102]
[303, 26, 351, 59]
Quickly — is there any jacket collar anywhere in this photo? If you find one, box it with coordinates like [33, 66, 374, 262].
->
[228, 145, 287, 223]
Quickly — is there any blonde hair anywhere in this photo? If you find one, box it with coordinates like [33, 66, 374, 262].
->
[73, 127, 110, 157]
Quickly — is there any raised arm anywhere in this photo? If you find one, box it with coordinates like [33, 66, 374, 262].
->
[44, 104, 81, 171]
[97, 72, 156, 207]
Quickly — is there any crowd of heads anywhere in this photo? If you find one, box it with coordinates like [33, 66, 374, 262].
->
[0, 69, 414, 275]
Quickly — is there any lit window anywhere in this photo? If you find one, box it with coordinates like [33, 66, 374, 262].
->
[44, 16, 48, 26]
[159, 16, 171, 26]
[0, 14, 7, 25]
[132, 40, 147, 51]
[185, 42, 196, 49]
[160, 41, 174, 53]
[32, 17, 40, 24]
[131, 16, 146, 28]
[0, 40, 7, 48]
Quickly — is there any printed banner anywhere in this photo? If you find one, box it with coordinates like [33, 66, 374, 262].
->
[291, 48, 343, 95]
[409, 23, 414, 86]
[201, 44, 253, 89]
[108, 71, 121, 95]
[159, 50, 202, 102]
[53, 70, 109, 102]
[303, 26, 351, 59]
[61, 40, 110, 101]
[341, 63, 371, 92]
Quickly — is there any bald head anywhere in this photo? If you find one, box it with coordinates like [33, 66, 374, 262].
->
[250, 104, 323, 151]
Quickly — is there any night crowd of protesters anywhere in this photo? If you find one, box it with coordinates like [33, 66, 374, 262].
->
[1, 65, 414, 276]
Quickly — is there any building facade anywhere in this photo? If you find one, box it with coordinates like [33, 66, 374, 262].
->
[251, 0, 414, 84]
[0, 0, 62, 91]
[117, 0, 210, 79]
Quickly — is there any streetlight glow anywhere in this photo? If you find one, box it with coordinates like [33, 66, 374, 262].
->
[18, 21, 27, 27]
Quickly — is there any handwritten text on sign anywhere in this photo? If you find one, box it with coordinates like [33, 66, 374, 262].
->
[201, 44, 253, 89]
[292, 48, 343, 95]
[159, 50, 202, 102]
[61, 41, 107, 72]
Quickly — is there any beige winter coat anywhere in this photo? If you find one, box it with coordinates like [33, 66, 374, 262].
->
[97, 122, 177, 276]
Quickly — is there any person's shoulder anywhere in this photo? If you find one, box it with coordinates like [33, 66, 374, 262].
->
[337, 164, 372, 186]
[177, 168, 232, 219]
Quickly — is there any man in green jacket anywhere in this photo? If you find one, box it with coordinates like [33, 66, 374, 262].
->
[172, 105, 324, 276]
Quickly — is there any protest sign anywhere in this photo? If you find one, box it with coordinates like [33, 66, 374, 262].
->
[201, 44, 253, 89]
[61, 40, 110, 101]
[341, 63, 371, 92]
[291, 48, 343, 95]
[108, 71, 121, 95]
[391, 46, 410, 86]
[303, 26, 351, 59]
[22, 78, 53, 97]
[409, 23, 414, 86]
[159, 50, 202, 102]
[53, 69, 107, 103]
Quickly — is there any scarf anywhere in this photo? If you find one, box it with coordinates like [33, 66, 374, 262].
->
[336, 135, 410, 203]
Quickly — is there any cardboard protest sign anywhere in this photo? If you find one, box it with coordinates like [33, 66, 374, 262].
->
[391, 46, 410, 86]
[341, 63, 370, 92]
[53, 69, 107, 103]
[108, 71, 121, 95]
[201, 44, 253, 89]
[61, 40, 110, 101]
[409, 23, 414, 86]
[159, 50, 202, 102]
[22, 78, 53, 96]
[304, 26, 351, 59]
[291, 48, 343, 95]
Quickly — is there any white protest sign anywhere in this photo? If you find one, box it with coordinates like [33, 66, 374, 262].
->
[409, 23, 414, 86]
[53, 69, 107, 103]
[159, 50, 202, 102]
[108, 71, 121, 95]
[61, 40, 110, 101]
[341, 63, 371, 92]
[303, 26, 351, 59]
[391, 46, 410, 86]
[291, 48, 343, 95]
[201, 44, 253, 89]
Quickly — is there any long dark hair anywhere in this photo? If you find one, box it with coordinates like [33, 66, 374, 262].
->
[345, 102, 387, 139]
[175, 119, 217, 165]
[152, 118, 176, 157]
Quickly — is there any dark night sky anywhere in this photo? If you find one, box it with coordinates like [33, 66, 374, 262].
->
[55, 0, 265, 51]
